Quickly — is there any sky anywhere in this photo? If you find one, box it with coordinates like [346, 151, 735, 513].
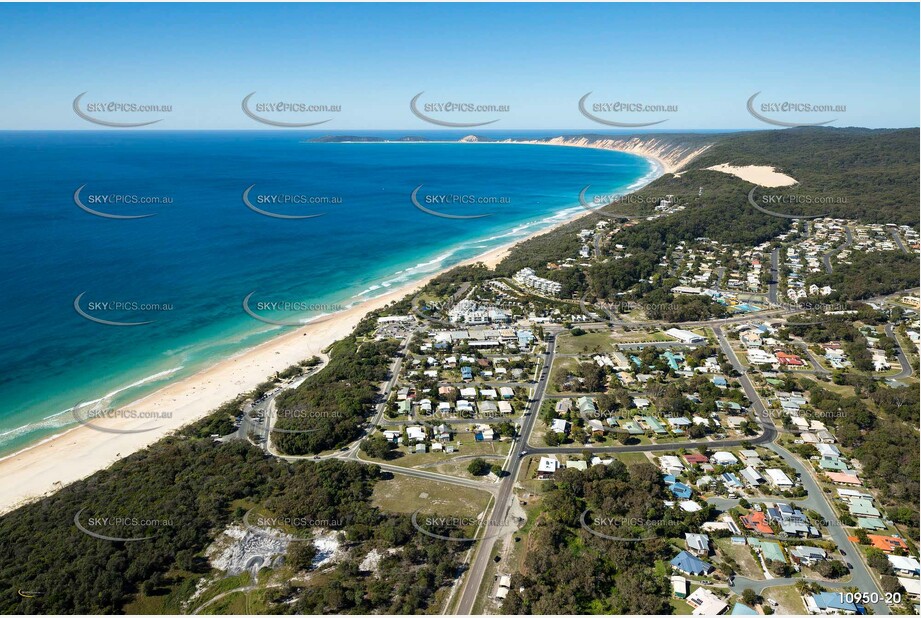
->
[0, 2, 918, 130]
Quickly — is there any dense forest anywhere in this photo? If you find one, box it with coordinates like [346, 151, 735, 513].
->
[272, 335, 399, 455]
[0, 418, 463, 615]
[805, 251, 918, 301]
[501, 461, 711, 614]
[691, 127, 920, 226]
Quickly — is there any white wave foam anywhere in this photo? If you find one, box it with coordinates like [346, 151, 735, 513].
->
[0, 365, 185, 445]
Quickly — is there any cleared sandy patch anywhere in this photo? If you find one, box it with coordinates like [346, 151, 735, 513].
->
[706, 163, 797, 187]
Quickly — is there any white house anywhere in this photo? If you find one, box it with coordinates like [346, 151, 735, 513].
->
[711, 451, 739, 466]
[551, 418, 570, 434]
[686, 587, 727, 616]
[537, 456, 561, 478]
[765, 468, 794, 488]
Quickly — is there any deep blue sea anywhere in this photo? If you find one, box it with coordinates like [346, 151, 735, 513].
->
[0, 131, 655, 455]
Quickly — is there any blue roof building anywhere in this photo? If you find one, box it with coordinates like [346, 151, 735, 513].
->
[808, 592, 859, 614]
[731, 603, 759, 615]
[669, 482, 693, 499]
[669, 550, 713, 576]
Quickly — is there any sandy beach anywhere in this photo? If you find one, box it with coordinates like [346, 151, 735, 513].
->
[0, 162, 656, 515]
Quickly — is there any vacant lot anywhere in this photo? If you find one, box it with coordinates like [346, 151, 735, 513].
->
[360, 440, 510, 475]
[371, 474, 492, 518]
[715, 537, 764, 580]
[556, 331, 616, 355]
[765, 584, 808, 615]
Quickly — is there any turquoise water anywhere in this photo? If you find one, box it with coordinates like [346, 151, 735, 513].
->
[0, 132, 655, 455]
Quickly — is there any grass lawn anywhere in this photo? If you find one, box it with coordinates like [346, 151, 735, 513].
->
[669, 598, 694, 615]
[508, 494, 544, 574]
[371, 474, 492, 518]
[556, 331, 616, 355]
[199, 587, 273, 615]
[472, 539, 505, 615]
[616, 452, 652, 466]
[764, 584, 807, 615]
[612, 330, 671, 343]
[516, 456, 552, 494]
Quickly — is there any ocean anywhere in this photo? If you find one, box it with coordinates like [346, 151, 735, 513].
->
[0, 131, 655, 455]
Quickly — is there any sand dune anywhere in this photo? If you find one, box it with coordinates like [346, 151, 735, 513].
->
[705, 163, 798, 187]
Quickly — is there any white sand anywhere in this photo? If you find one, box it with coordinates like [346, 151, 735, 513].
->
[705, 163, 798, 187]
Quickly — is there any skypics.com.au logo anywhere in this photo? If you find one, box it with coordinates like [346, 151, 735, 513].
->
[242, 507, 340, 542]
[410, 92, 510, 127]
[746, 92, 845, 128]
[70, 401, 173, 434]
[73, 93, 171, 127]
[410, 185, 509, 219]
[578, 93, 676, 127]
[242, 184, 341, 219]
[242, 292, 343, 327]
[73, 292, 173, 327]
[747, 188, 846, 219]
[580, 512, 684, 542]
[410, 509, 509, 543]
[241, 93, 341, 127]
[74, 184, 172, 219]
[74, 507, 173, 542]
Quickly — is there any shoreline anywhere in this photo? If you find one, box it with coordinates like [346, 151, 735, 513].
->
[0, 145, 664, 516]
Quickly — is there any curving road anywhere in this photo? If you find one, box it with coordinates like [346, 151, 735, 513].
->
[884, 324, 914, 379]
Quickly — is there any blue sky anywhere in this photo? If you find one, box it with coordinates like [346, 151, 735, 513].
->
[0, 2, 918, 130]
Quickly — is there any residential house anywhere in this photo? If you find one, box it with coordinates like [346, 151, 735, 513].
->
[790, 546, 827, 566]
[686, 587, 727, 615]
[887, 555, 921, 577]
[685, 533, 710, 556]
[711, 451, 739, 466]
[805, 592, 858, 615]
[764, 468, 794, 489]
[670, 550, 713, 576]
[671, 575, 689, 599]
[536, 456, 560, 479]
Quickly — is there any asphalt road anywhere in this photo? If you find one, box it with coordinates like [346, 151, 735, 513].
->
[769, 247, 780, 305]
[453, 333, 557, 615]
[822, 226, 853, 274]
[763, 441, 888, 615]
[787, 340, 830, 375]
[889, 228, 909, 253]
[885, 324, 914, 379]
